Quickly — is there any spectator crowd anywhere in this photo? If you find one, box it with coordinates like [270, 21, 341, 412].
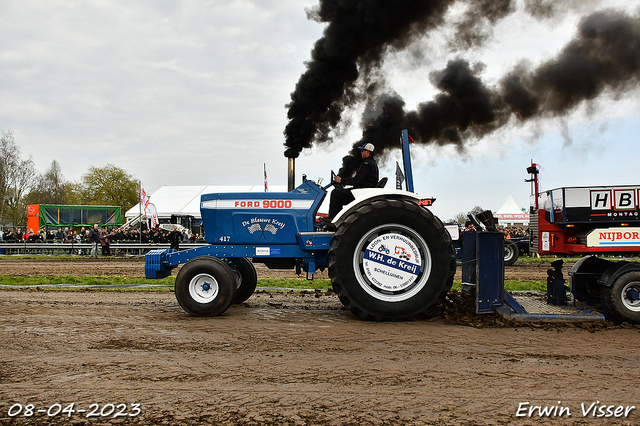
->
[498, 226, 530, 238]
[0, 226, 205, 246]
[455, 223, 530, 238]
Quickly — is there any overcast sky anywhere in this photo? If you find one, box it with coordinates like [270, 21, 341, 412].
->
[2, 0, 639, 221]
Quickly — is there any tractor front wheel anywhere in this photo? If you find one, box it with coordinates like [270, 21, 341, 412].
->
[175, 257, 237, 316]
[232, 258, 257, 304]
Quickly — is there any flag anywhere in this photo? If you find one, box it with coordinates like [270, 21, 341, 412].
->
[264, 163, 268, 192]
[140, 183, 150, 217]
[395, 161, 405, 190]
[399, 133, 415, 147]
[147, 203, 159, 229]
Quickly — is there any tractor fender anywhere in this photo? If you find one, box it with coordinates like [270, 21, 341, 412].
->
[332, 188, 422, 225]
[569, 255, 615, 277]
[598, 261, 640, 287]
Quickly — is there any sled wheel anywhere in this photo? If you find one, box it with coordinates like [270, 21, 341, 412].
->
[175, 257, 237, 316]
[504, 241, 519, 266]
[604, 271, 640, 324]
[328, 198, 456, 321]
[232, 258, 257, 304]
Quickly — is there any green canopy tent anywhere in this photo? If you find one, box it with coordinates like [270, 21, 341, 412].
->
[34, 205, 122, 230]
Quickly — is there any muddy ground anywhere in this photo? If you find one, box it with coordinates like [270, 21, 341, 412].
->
[0, 256, 554, 282]
[1, 257, 639, 425]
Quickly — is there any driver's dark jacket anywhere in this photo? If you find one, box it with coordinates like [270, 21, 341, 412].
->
[341, 156, 379, 188]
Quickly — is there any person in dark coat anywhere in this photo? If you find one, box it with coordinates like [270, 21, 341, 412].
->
[4, 230, 16, 242]
[169, 226, 181, 251]
[55, 227, 66, 242]
[27, 229, 39, 243]
[89, 224, 100, 257]
[324, 143, 379, 223]
[100, 230, 111, 256]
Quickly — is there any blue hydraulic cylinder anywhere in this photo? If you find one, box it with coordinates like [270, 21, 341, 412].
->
[401, 129, 414, 193]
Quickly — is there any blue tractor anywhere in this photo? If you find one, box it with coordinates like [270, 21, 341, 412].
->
[146, 131, 456, 320]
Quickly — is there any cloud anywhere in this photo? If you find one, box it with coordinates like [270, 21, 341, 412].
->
[1, 0, 639, 221]
[0, 0, 321, 185]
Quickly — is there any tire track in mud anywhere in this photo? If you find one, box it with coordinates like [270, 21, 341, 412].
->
[0, 256, 558, 282]
[1, 273, 640, 425]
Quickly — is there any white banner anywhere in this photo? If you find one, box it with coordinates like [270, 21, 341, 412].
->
[587, 227, 640, 248]
[146, 203, 159, 229]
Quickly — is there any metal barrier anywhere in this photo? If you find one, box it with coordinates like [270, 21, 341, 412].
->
[0, 242, 206, 257]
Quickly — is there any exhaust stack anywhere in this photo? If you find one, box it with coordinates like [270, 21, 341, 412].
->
[287, 157, 295, 192]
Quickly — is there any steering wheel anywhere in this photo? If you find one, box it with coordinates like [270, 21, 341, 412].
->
[331, 170, 344, 188]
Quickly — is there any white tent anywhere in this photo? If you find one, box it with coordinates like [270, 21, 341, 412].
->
[125, 185, 288, 221]
[494, 195, 529, 227]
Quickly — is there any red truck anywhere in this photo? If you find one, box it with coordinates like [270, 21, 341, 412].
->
[526, 163, 640, 323]
[527, 163, 640, 257]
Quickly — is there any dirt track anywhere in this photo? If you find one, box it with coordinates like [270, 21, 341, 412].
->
[1, 258, 639, 425]
[0, 256, 554, 282]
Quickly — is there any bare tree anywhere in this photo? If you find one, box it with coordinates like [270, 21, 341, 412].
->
[0, 131, 38, 226]
[42, 160, 67, 203]
[25, 160, 69, 205]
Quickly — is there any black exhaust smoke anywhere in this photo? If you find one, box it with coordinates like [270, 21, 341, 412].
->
[283, 0, 456, 159]
[284, 0, 539, 161]
[340, 9, 640, 175]
[285, 1, 640, 177]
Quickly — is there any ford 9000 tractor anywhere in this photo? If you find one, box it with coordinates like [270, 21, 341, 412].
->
[145, 130, 456, 320]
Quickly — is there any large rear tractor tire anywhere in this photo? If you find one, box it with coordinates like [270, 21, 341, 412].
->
[175, 257, 238, 316]
[328, 198, 456, 321]
[603, 271, 640, 324]
[504, 241, 519, 266]
[232, 258, 257, 304]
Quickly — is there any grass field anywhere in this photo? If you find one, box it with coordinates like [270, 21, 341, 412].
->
[0, 275, 548, 292]
[2, 254, 635, 291]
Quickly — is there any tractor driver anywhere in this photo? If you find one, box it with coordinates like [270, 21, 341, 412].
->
[324, 143, 379, 225]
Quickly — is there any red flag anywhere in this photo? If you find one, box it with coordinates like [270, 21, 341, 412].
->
[408, 135, 415, 143]
[140, 184, 150, 217]
[264, 163, 268, 192]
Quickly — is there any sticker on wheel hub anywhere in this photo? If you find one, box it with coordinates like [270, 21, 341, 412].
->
[362, 233, 422, 291]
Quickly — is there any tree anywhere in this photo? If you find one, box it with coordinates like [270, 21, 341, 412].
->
[76, 164, 139, 212]
[469, 206, 487, 216]
[450, 206, 488, 225]
[0, 131, 38, 227]
[25, 160, 70, 205]
[453, 212, 467, 224]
